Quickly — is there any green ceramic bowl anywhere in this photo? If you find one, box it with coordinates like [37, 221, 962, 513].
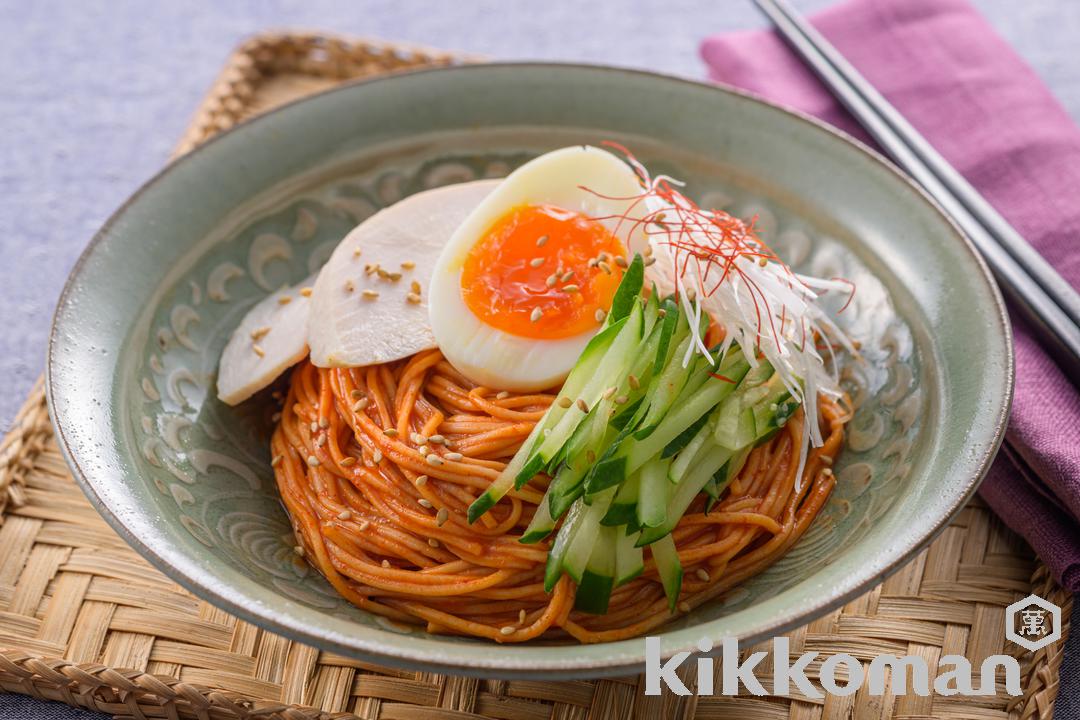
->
[48, 63, 1011, 678]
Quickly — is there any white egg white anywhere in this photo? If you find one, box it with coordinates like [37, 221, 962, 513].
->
[428, 146, 646, 392]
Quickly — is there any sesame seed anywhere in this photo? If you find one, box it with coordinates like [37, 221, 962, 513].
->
[645, 256, 657, 267]
[411, 432, 427, 445]
[656, 308, 666, 318]
[351, 389, 364, 399]
[614, 256, 629, 268]
[251, 326, 271, 341]
[337, 510, 352, 520]
[628, 374, 640, 389]
[415, 475, 428, 486]
[519, 609, 527, 624]
[362, 289, 379, 299]
[426, 454, 444, 466]
[383, 428, 399, 437]
[314, 435, 326, 447]
[445, 452, 464, 462]
[271, 454, 284, 467]
[598, 252, 611, 263]
[388, 272, 402, 282]
[252, 344, 266, 358]
[545, 273, 558, 288]
[562, 284, 580, 293]
[310, 422, 319, 433]
[352, 398, 370, 412]
[428, 538, 440, 548]
[530, 307, 543, 323]
[307, 456, 320, 467]
[615, 394, 629, 405]
[294, 545, 305, 556]
[344, 280, 355, 293]
[678, 601, 691, 613]
[758, 257, 768, 267]
[436, 508, 449, 526]
[278, 296, 292, 305]
[561, 270, 575, 282]
[644, 245, 654, 257]
[358, 519, 371, 531]
[372, 450, 383, 464]
[695, 568, 710, 582]
[352, 247, 362, 258]
[500, 626, 515, 636]
[598, 261, 613, 274]
[406, 292, 421, 304]
[300, 287, 313, 297]
[587, 258, 598, 268]
[687, 287, 697, 302]
[557, 397, 572, 409]
[586, 449, 596, 464]
[319, 417, 329, 429]
[340, 457, 357, 467]
[576, 399, 589, 413]
[401, 260, 416, 269]
[271, 412, 282, 423]
[820, 456, 834, 466]
[595, 309, 607, 323]
[428, 435, 446, 445]
[496, 391, 510, 399]
[418, 446, 429, 456]
[602, 386, 617, 400]
[536, 235, 549, 247]
[381, 559, 390, 568]
[419, 498, 434, 508]
[529, 257, 544, 268]
[410, 280, 422, 294]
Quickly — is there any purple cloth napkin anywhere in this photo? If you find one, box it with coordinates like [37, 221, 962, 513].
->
[701, 0, 1080, 591]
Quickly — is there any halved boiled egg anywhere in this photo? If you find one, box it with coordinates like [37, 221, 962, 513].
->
[428, 146, 645, 391]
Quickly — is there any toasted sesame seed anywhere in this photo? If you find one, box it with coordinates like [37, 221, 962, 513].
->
[614, 256, 629, 268]
[271, 454, 284, 467]
[362, 289, 379, 299]
[820, 456, 834, 466]
[628, 374, 640, 389]
[314, 435, 326, 447]
[300, 287, 313, 297]
[595, 309, 607, 323]
[500, 626, 515, 636]
[529, 257, 544, 268]
[656, 308, 666, 318]
[645, 256, 657, 267]
[530, 307, 543, 323]
[687, 287, 697, 302]
[695, 568, 710, 582]
[353, 248, 362, 258]
[294, 545, 305, 556]
[428, 538, 440, 548]
[278, 296, 292, 305]
[352, 397, 370, 412]
[388, 272, 402, 281]
[545, 273, 558, 288]
[307, 455, 320, 467]
[406, 292, 421, 304]
[561, 270, 575, 283]
[598, 260, 613, 274]
[428, 434, 446, 445]
[587, 258, 598, 268]
[372, 450, 383, 464]
[519, 609, 527, 624]
[644, 244, 654, 257]
[418, 498, 434, 508]
[337, 510, 352, 521]
[271, 411, 282, 422]
[351, 389, 364, 399]
[310, 421, 319, 433]
[252, 344, 266, 357]
[401, 260, 416, 269]
[598, 252, 611, 263]
[415, 475, 428, 486]
[383, 428, 399, 437]
[436, 508, 449, 526]
[615, 395, 629, 405]
[602, 386, 617, 400]
[381, 559, 390, 568]
[496, 390, 510, 399]
[576, 398, 589, 413]
[426, 454, 444, 466]
[536, 235, 549, 247]
[251, 326, 271, 341]
[411, 432, 427, 445]
[319, 417, 330, 429]
[410, 280, 422, 294]
[340, 457, 357, 467]
[678, 601, 692, 613]
[358, 519, 371, 531]
[344, 279, 355, 293]
[758, 257, 768, 267]
[562, 284, 580, 293]
[445, 452, 464, 462]
[557, 396, 572, 409]
[586, 449, 596, 464]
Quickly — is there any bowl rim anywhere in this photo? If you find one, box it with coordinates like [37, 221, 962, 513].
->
[47, 60, 1013, 679]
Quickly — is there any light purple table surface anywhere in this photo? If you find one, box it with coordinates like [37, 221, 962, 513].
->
[1, 1, 1077, 718]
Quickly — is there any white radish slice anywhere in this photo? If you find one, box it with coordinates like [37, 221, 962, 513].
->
[308, 180, 497, 368]
[217, 276, 315, 405]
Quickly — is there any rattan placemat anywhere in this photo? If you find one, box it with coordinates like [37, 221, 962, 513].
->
[0, 32, 1071, 720]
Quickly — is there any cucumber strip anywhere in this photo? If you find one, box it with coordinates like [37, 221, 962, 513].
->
[615, 527, 645, 586]
[543, 498, 587, 591]
[519, 488, 557, 544]
[637, 444, 733, 546]
[574, 525, 617, 614]
[667, 414, 715, 483]
[547, 461, 589, 519]
[650, 534, 683, 612]
[637, 456, 671, 528]
[632, 333, 696, 439]
[652, 297, 682, 375]
[561, 489, 616, 583]
[662, 409, 712, 460]
[467, 424, 541, 523]
[602, 469, 640, 526]
[705, 445, 751, 501]
[605, 254, 645, 326]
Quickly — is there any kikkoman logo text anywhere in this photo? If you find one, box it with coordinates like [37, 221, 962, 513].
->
[644, 593, 1062, 698]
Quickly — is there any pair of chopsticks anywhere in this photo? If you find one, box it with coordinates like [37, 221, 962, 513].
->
[753, 0, 1080, 382]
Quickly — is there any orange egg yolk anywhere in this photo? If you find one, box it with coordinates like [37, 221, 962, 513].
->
[460, 204, 625, 340]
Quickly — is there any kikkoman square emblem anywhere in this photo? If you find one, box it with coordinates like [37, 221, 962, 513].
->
[1005, 594, 1062, 652]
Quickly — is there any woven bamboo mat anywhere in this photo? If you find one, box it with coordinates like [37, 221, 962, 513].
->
[0, 32, 1072, 720]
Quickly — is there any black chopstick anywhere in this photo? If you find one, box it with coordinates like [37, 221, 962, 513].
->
[753, 0, 1080, 382]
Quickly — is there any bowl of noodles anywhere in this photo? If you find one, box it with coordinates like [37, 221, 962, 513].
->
[48, 63, 1012, 677]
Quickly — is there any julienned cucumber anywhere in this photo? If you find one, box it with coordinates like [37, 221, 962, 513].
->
[650, 534, 683, 611]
